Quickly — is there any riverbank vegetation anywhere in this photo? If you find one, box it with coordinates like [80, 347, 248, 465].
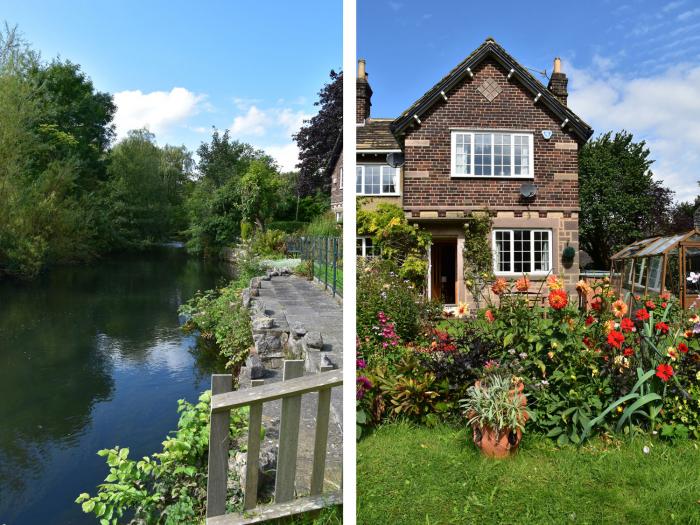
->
[0, 24, 340, 279]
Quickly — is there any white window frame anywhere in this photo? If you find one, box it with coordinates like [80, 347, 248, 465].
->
[339, 167, 343, 189]
[451, 130, 534, 179]
[492, 228, 552, 276]
[356, 163, 401, 196]
[356, 236, 379, 258]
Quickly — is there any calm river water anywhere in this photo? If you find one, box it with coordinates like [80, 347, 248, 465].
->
[0, 247, 233, 524]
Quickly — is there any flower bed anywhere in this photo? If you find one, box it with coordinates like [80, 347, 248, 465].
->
[357, 272, 700, 444]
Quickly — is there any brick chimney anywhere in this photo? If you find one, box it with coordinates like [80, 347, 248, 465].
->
[357, 58, 372, 123]
[547, 57, 568, 106]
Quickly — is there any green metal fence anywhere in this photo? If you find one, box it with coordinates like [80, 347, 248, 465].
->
[287, 236, 343, 298]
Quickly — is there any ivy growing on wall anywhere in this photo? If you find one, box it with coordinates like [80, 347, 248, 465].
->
[463, 212, 494, 310]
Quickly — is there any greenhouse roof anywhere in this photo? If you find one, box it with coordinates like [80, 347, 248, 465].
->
[611, 230, 700, 260]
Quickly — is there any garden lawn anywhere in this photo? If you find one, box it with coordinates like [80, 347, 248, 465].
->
[358, 422, 700, 525]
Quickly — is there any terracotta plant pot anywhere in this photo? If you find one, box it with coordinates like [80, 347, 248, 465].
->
[472, 425, 522, 458]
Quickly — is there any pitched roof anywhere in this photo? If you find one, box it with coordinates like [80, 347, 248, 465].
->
[390, 38, 593, 143]
[357, 119, 400, 151]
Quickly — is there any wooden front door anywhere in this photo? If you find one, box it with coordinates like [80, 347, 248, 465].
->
[430, 240, 457, 304]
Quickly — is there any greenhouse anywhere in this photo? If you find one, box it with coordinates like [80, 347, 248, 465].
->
[610, 228, 700, 308]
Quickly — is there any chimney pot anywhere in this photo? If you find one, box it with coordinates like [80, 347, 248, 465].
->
[553, 57, 561, 74]
[358, 59, 366, 80]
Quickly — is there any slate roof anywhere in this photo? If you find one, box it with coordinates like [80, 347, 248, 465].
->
[390, 38, 593, 143]
[356, 119, 400, 151]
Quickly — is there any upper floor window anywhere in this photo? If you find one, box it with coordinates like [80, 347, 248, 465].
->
[356, 164, 399, 195]
[451, 131, 533, 178]
[493, 229, 551, 275]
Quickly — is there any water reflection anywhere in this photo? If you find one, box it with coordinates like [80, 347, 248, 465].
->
[0, 247, 232, 524]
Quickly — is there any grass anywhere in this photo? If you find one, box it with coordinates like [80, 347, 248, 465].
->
[358, 422, 700, 525]
[313, 260, 343, 296]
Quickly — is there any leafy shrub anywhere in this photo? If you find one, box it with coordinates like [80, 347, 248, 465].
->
[304, 211, 341, 237]
[250, 229, 286, 257]
[76, 391, 248, 524]
[240, 220, 253, 240]
[268, 220, 307, 233]
[357, 258, 423, 344]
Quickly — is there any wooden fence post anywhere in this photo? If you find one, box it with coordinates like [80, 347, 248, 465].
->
[243, 379, 265, 511]
[275, 360, 305, 503]
[206, 374, 232, 518]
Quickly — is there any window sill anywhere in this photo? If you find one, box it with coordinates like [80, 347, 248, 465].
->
[356, 193, 401, 197]
[494, 272, 551, 278]
[450, 174, 535, 180]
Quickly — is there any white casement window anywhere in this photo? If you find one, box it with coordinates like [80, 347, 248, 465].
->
[356, 164, 399, 195]
[451, 131, 533, 178]
[339, 167, 343, 189]
[492, 229, 551, 275]
[335, 211, 343, 223]
[356, 236, 379, 258]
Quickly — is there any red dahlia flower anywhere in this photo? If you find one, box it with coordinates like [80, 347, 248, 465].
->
[623, 347, 634, 357]
[678, 343, 689, 354]
[655, 363, 674, 382]
[635, 309, 650, 321]
[620, 318, 635, 333]
[585, 315, 595, 326]
[655, 321, 669, 335]
[591, 297, 603, 311]
[645, 300, 656, 310]
[548, 289, 568, 310]
[607, 330, 625, 349]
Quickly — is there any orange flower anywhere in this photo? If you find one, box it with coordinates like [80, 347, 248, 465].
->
[576, 279, 592, 296]
[515, 276, 530, 292]
[611, 299, 628, 319]
[485, 309, 495, 322]
[548, 289, 568, 310]
[604, 319, 615, 334]
[546, 274, 563, 291]
[491, 277, 508, 295]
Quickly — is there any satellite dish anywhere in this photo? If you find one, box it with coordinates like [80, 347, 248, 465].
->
[387, 152, 405, 168]
[520, 183, 538, 199]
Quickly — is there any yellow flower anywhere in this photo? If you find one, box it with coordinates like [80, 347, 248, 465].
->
[546, 274, 563, 291]
[617, 406, 623, 413]
[604, 319, 615, 334]
[666, 347, 678, 361]
[388, 217, 401, 227]
[576, 279, 592, 296]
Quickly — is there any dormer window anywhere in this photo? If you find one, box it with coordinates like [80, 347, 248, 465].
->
[451, 131, 533, 178]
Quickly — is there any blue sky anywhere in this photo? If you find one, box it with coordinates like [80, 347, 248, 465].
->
[1, 0, 341, 171]
[359, 0, 700, 202]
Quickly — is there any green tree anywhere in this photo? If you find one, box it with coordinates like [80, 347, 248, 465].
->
[237, 160, 281, 229]
[184, 130, 277, 254]
[579, 131, 674, 269]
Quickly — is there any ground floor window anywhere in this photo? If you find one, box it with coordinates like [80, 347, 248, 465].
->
[356, 236, 379, 258]
[492, 229, 552, 274]
[335, 211, 343, 223]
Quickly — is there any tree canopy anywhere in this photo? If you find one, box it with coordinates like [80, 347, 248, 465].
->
[294, 69, 342, 195]
[579, 131, 674, 269]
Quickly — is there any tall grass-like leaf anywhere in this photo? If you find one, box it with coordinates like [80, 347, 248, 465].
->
[581, 393, 639, 442]
[615, 393, 662, 432]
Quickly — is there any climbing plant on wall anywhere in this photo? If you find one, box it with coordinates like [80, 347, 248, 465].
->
[463, 212, 494, 310]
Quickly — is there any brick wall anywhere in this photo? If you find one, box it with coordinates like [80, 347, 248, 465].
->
[401, 58, 580, 211]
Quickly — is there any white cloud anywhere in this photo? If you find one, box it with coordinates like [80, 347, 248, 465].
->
[113, 87, 205, 140]
[230, 105, 310, 138]
[567, 59, 700, 202]
[678, 7, 700, 21]
[262, 143, 300, 172]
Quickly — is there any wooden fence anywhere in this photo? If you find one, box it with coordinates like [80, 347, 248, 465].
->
[206, 362, 343, 524]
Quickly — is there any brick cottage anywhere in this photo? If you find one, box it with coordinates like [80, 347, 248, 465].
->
[334, 38, 593, 305]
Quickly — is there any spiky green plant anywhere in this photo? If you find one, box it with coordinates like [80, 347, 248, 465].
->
[459, 375, 527, 435]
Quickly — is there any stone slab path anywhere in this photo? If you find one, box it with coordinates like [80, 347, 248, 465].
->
[237, 275, 343, 499]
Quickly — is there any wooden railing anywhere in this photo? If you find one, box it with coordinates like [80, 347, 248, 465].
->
[206, 362, 343, 524]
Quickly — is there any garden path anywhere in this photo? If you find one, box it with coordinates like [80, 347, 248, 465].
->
[238, 274, 343, 498]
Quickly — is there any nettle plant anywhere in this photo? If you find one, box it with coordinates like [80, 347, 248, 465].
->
[76, 391, 248, 524]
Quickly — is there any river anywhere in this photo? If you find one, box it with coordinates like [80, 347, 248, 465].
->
[0, 247, 233, 524]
